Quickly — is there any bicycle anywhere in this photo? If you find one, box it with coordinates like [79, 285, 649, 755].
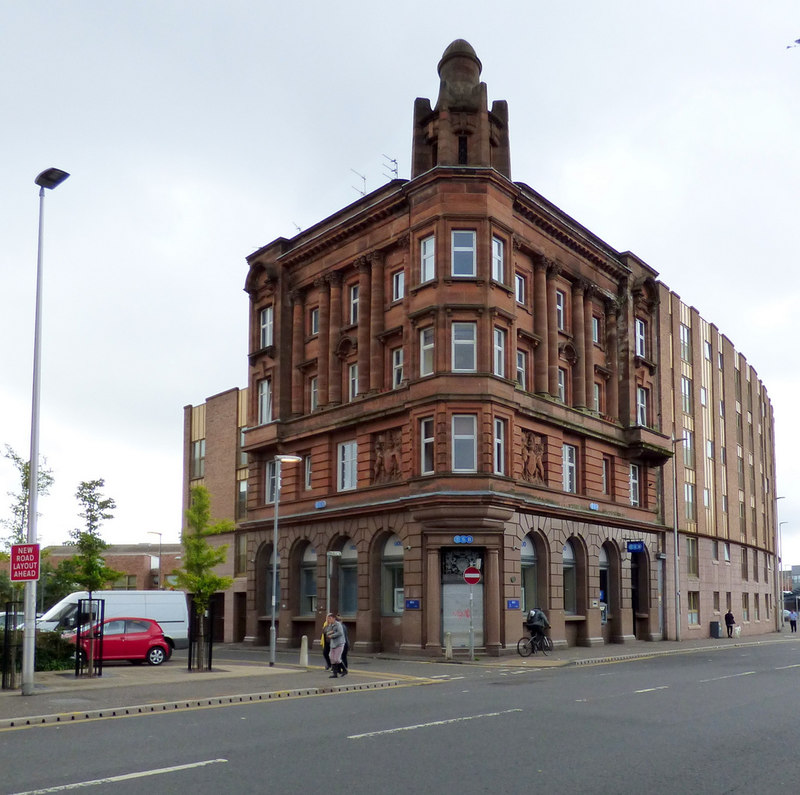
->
[516, 631, 553, 656]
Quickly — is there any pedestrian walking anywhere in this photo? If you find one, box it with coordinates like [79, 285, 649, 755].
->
[338, 615, 350, 673]
[790, 610, 798, 633]
[325, 613, 347, 678]
[321, 615, 332, 670]
[724, 609, 735, 638]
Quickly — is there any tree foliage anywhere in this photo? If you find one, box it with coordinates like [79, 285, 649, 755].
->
[173, 485, 233, 613]
[66, 479, 121, 595]
[1, 444, 54, 549]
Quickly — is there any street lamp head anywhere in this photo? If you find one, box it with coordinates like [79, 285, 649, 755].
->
[35, 168, 70, 190]
[275, 454, 302, 464]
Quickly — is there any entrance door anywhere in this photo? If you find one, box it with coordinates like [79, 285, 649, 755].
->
[441, 547, 484, 648]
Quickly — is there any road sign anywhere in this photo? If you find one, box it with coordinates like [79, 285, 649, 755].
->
[10, 543, 40, 582]
[463, 566, 481, 585]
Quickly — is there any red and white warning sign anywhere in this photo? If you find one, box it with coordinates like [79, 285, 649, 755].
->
[10, 543, 40, 582]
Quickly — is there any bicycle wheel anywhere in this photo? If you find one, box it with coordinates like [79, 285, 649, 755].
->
[517, 636, 535, 657]
[536, 636, 549, 656]
[543, 635, 554, 652]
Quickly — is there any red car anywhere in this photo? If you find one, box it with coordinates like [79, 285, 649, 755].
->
[68, 617, 171, 666]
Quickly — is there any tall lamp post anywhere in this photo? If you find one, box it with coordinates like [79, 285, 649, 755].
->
[22, 168, 70, 696]
[148, 531, 163, 590]
[270, 454, 301, 666]
[671, 434, 686, 643]
[779, 520, 788, 627]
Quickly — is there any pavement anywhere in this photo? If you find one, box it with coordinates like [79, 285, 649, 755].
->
[2, 631, 799, 729]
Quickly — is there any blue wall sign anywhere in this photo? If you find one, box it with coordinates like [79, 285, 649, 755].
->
[453, 535, 474, 544]
[627, 541, 645, 553]
[405, 599, 420, 610]
[507, 599, 520, 610]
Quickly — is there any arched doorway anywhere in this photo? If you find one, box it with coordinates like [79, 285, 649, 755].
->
[630, 549, 651, 640]
[253, 542, 274, 645]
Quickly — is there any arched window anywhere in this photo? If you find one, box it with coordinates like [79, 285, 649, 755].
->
[339, 539, 358, 617]
[521, 535, 538, 613]
[381, 534, 405, 614]
[599, 545, 609, 624]
[563, 541, 577, 615]
[299, 545, 317, 615]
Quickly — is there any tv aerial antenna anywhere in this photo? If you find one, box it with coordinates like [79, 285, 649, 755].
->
[351, 169, 366, 196]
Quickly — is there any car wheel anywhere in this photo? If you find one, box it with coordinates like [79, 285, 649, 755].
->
[147, 646, 167, 666]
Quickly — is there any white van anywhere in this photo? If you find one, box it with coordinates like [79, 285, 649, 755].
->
[38, 590, 189, 651]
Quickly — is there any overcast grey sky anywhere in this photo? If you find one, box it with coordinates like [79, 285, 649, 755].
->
[2, 2, 799, 563]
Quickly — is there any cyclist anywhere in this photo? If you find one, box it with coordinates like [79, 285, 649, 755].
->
[525, 608, 550, 644]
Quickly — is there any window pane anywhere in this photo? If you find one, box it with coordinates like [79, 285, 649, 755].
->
[452, 230, 476, 277]
[452, 322, 476, 371]
[452, 415, 477, 472]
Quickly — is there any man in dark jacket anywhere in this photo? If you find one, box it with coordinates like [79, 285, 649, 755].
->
[724, 610, 735, 638]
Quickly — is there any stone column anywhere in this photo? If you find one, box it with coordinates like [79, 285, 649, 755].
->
[571, 281, 586, 409]
[327, 272, 343, 405]
[533, 260, 549, 393]
[357, 257, 371, 396]
[316, 277, 330, 407]
[605, 297, 619, 420]
[425, 547, 441, 653]
[546, 262, 561, 397]
[290, 289, 304, 416]
[584, 286, 596, 411]
[485, 548, 501, 655]
[369, 251, 385, 392]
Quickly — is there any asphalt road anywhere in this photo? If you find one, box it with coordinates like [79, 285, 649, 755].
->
[4, 642, 800, 794]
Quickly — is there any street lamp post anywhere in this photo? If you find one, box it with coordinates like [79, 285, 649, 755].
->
[270, 454, 301, 666]
[671, 434, 686, 643]
[148, 531, 163, 590]
[779, 520, 788, 627]
[22, 168, 70, 697]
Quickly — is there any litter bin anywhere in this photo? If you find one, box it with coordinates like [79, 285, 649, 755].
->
[709, 620, 721, 639]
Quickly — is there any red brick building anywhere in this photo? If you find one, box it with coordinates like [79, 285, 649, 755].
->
[42, 543, 183, 591]
[183, 40, 778, 652]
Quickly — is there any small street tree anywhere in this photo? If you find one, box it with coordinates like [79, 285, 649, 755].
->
[173, 485, 233, 670]
[1, 444, 54, 550]
[67, 479, 121, 596]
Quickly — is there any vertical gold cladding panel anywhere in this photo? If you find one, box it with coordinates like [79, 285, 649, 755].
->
[237, 387, 249, 427]
[191, 404, 206, 442]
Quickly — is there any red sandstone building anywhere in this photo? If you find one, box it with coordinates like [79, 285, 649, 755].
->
[182, 40, 778, 652]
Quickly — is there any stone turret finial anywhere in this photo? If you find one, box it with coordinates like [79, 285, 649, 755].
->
[435, 39, 484, 112]
[411, 39, 511, 179]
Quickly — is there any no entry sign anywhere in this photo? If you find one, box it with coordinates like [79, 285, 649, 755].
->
[463, 566, 481, 585]
[10, 543, 40, 582]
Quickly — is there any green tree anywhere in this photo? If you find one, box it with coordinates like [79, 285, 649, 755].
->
[173, 485, 233, 670]
[0, 570, 12, 606]
[38, 558, 80, 612]
[67, 479, 122, 597]
[1, 444, 54, 549]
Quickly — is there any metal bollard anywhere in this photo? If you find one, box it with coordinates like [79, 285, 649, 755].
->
[299, 634, 309, 667]
[445, 631, 453, 660]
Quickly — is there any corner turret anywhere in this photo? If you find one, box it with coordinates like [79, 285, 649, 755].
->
[412, 39, 510, 178]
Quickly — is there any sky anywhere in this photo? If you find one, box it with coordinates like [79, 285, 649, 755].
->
[1, 2, 799, 563]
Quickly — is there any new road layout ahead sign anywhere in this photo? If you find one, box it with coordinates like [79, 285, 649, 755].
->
[10, 543, 40, 582]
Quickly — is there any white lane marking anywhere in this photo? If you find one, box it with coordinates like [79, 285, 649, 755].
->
[775, 664, 800, 670]
[699, 671, 755, 683]
[10, 759, 227, 794]
[634, 686, 669, 693]
[348, 708, 522, 739]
